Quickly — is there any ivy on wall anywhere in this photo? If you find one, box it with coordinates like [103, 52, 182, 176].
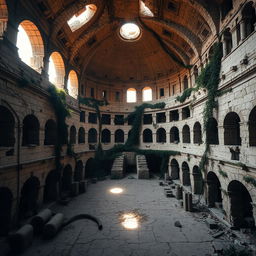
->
[243, 176, 256, 188]
[48, 86, 70, 172]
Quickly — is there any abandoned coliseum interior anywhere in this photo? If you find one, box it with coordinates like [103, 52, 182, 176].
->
[1, 0, 256, 255]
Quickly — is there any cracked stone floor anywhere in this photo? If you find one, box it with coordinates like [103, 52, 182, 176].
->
[10, 177, 234, 256]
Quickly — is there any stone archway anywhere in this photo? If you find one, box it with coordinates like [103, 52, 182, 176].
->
[170, 159, 179, 180]
[0, 187, 13, 236]
[74, 160, 83, 182]
[43, 170, 59, 202]
[61, 165, 73, 196]
[19, 176, 40, 218]
[84, 158, 94, 179]
[228, 180, 255, 228]
[206, 172, 222, 208]
[182, 162, 190, 186]
[192, 166, 203, 194]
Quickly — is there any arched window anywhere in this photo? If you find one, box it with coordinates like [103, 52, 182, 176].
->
[170, 127, 179, 143]
[115, 129, 124, 143]
[101, 129, 111, 143]
[206, 118, 219, 145]
[48, 52, 65, 88]
[221, 0, 233, 19]
[0, 106, 15, 147]
[67, 70, 79, 98]
[70, 126, 76, 144]
[224, 112, 241, 145]
[182, 162, 190, 186]
[16, 20, 44, 73]
[156, 128, 166, 143]
[183, 75, 188, 90]
[0, 0, 8, 38]
[67, 4, 97, 32]
[142, 87, 152, 102]
[88, 128, 97, 143]
[193, 122, 202, 144]
[223, 28, 233, 55]
[44, 119, 57, 145]
[249, 107, 256, 146]
[182, 125, 190, 143]
[143, 129, 153, 143]
[170, 159, 179, 180]
[242, 2, 256, 38]
[22, 115, 40, 146]
[127, 88, 137, 103]
[78, 127, 85, 144]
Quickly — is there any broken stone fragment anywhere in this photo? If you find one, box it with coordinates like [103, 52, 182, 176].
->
[174, 221, 182, 228]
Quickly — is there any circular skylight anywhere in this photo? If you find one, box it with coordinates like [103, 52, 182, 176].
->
[120, 23, 141, 40]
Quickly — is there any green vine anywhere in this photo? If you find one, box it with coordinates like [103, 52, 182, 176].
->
[48, 86, 70, 171]
[243, 176, 256, 188]
[218, 169, 228, 178]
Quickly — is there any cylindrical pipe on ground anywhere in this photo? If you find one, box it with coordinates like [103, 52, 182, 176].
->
[43, 213, 64, 239]
[8, 224, 34, 253]
[30, 209, 52, 234]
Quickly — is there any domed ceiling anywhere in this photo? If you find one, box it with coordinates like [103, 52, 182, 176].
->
[39, 0, 220, 83]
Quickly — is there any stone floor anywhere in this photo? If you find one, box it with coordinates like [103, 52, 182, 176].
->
[3, 177, 236, 256]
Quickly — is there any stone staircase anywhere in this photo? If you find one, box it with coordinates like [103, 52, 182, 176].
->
[136, 155, 149, 179]
[111, 154, 125, 179]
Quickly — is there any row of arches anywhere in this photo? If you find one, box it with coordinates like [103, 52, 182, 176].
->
[170, 159, 255, 229]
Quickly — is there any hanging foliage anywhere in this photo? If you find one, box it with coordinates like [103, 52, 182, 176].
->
[243, 176, 256, 188]
[48, 86, 70, 171]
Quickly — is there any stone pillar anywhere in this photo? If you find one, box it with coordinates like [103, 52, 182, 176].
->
[240, 19, 246, 40]
[42, 53, 50, 80]
[231, 26, 237, 49]
[251, 202, 256, 225]
[3, 18, 19, 52]
[178, 109, 182, 121]
[218, 125, 224, 146]
[166, 110, 170, 122]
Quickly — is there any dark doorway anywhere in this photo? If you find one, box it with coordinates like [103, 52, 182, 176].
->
[207, 172, 222, 208]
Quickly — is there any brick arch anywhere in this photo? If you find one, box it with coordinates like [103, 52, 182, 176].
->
[68, 70, 79, 98]
[49, 51, 65, 89]
[18, 20, 44, 72]
[0, 0, 8, 38]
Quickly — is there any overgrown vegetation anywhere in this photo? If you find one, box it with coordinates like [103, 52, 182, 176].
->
[243, 176, 256, 188]
[219, 169, 228, 178]
[48, 86, 70, 171]
[222, 246, 252, 256]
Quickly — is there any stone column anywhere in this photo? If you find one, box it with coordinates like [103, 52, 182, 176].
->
[178, 109, 182, 121]
[251, 202, 256, 225]
[240, 19, 246, 40]
[218, 125, 224, 146]
[3, 18, 19, 53]
[231, 26, 237, 49]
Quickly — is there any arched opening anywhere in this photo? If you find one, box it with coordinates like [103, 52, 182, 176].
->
[170, 159, 179, 180]
[84, 158, 94, 179]
[78, 127, 85, 144]
[228, 180, 255, 228]
[0, 187, 13, 236]
[143, 129, 153, 143]
[249, 107, 256, 146]
[67, 70, 79, 98]
[182, 162, 190, 186]
[44, 119, 57, 145]
[223, 28, 233, 55]
[224, 112, 241, 145]
[242, 2, 256, 38]
[70, 125, 76, 144]
[67, 4, 97, 32]
[61, 165, 72, 197]
[156, 128, 166, 143]
[221, 0, 233, 19]
[43, 170, 59, 203]
[101, 129, 111, 143]
[16, 20, 44, 72]
[48, 51, 65, 89]
[19, 176, 40, 218]
[88, 128, 97, 143]
[0, 0, 8, 38]
[207, 172, 222, 208]
[146, 154, 162, 175]
[183, 75, 188, 90]
[0, 106, 15, 147]
[182, 125, 190, 143]
[193, 166, 203, 194]
[22, 115, 40, 146]
[206, 118, 219, 145]
[142, 87, 152, 102]
[193, 122, 202, 144]
[74, 160, 83, 182]
[170, 127, 179, 143]
[115, 129, 124, 143]
[127, 88, 137, 103]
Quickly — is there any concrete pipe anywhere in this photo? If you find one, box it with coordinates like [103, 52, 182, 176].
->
[43, 213, 64, 239]
[8, 224, 34, 253]
[30, 209, 52, 234]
